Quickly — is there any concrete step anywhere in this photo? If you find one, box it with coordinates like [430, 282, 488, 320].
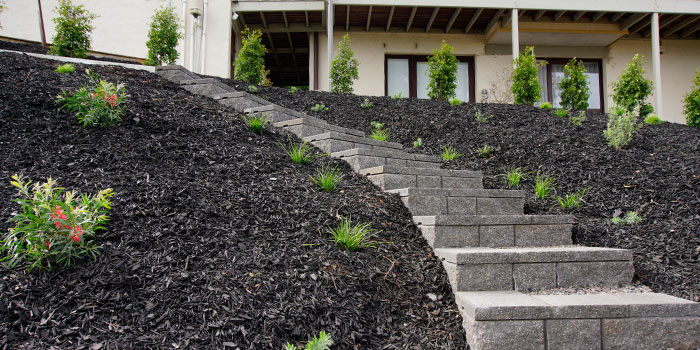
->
[412, 214, 573, 248]
[155, 65, 199, 83]
[455, 290, 700, 350]
[358, 166, 483, 191]
[302, 132, 403, 154]
[213, 91, 272, 113]
[434, 246, 633, 292]
[331, 148, 442, 171]
[178, 78, 233, 97]
[244, 104, 313, 123]
[274, 117, 365, 138]
[387, 187, 525, 216]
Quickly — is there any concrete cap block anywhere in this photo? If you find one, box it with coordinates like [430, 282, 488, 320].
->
[414, 215, 574, 226]
[331, 148, 441, 163]
[456, 291, 554, 321]
[304, 132, 403, 150]
[434, 246, 632, 264]
[359, 165, 481, 178]
[244, 104, 309, 119]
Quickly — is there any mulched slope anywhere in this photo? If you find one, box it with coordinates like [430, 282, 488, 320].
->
[0, 40, 142, 65]
[0, 52, 467, 349]
[221, 80, 700, 302]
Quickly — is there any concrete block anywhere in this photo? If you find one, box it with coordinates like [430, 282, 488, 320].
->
[367, 174, 415, 190]
[456, 291, 553, 321]
[435, 246, 632, 265]
[546, 319, 601, 350]
[218, 95, 269, 112]
[417, 175, 441, 188]
[515, 224, 572, 247]
[454, 263, 512, 291]
[532, 294, 630, 319]
[557, 261, 633, 288]
[602, 317, 700, 349]
[464, 317, 545, 350]
[513, 263, 557, 291]
[476, 197, 524, 215]
[431, 225, 479, 248]
[447, 196, 477, 215]
[181, 83, 230, 97]
[405, 196, 448, 216]
[479, 225, 515, 247]
[406, 160, 442, 169]
[309, 139, 355, 153]
[442, 176, 484, 189]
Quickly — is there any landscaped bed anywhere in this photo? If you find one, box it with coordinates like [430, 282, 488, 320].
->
[0, 52, 467, 349]
[222, 79, 700, 302]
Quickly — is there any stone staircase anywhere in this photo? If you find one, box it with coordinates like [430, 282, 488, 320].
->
[156, 65, 700, 350]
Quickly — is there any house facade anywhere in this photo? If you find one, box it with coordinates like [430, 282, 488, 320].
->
[2, 0, 700, 124]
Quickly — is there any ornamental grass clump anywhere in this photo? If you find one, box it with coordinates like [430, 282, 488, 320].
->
[556, 188, 588, 209]
[248, 85, 259, 94]
[559, 58, 590, 111]
[555, 108, 569, 118]
[1, 175, 114, 271]
[604, 106, 642, 149]
[475, 145, 495, 158]
[450, 98, 462, 106]
[284, 331, 333, 350]
[311, 104, 328, 113]
[54, 63, 75, 74]
[569, 110, 586, 126]
[503, 167, 528, 188]
[289, 86, 300, 93]
[644, 114, 662, 125]
[329, 34, 359, 94]
[442, 146, 462, 161]
[611, 54, 653, 118]
[279, 138, 323, 165]
[145, 6, 182, 66]
[48, 0, 97, 58]
[361, 98, 373, 109]
[474, 109, 492, 123]
[242, 113, 269, 135]
[534, 173, 555, 199]
[539, 102, 553, 110]
[611, 211, 642, 225]
[57, 69, 128, 127]
[390, 92, 404, 100]
[369, 121, 389, 141]
[683, 69, 700, 128]
[427, 41, 458, 101]
[328, 216, 384, 251]
[512, 46, 545, 106]
[310, 163, 343, 192]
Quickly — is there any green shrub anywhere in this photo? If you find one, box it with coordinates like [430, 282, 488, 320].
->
[450, 98, 462, 106]
[442, 146, 462, 160]
[534, 173, 555, 199]
[54, 63, 75, 74]
[311, 104, 328, 113]
[390, 92, 403, 100]
[555, 108, 568, 118]
[289, 86, 300, 93]
[503, 167, 528, 188]
[310, 163, 343, 192]
[328, 217, 384, 251]
[604, 106, 642, 149]
[611, 211, 642, 225]
[329, 34, 359, 93]
[361, 98, 373, 109]
[426, 41, 458, 101]
[57, 69, 128, 127]
[233, 28, 270, 85]
[512, 46, 545, 106]
[611, 54, 653, 118]
[644, 114, 662, 125]
[242, 113, 269, 135]
[539, 102, 552, 110]
[683, 69, 700, 128]
[369, 121, 389, 141]
[474, 109, 492, 122]
[559, 58, 590, 111]
[279, 138, 323, 165]
[1, 175, 114, 271]
[145, 6, 182, 66]
[48, 0, 97, 58]
[569, 110, 586, 126]
[248, 85, 259, 94]
[556, 188, 588, 209]
[285, 331, 334, 350]
[475, 145, 494, 158]
[413, 138, 423, 148]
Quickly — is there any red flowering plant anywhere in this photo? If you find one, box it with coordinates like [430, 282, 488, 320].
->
[57, 69, 128, 126]
[1, 174, 114, 271]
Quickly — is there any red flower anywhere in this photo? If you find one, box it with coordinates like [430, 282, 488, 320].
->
[70, 226, 84, 243]
[46, 241, 50, 249]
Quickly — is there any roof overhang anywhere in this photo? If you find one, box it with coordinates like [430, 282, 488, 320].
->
[232, 0, 324, 13]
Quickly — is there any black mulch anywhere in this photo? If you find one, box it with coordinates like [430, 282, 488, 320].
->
[0, 39, 142, 65]
[0, 52, 467, 349]
[220, 79, 700, 302]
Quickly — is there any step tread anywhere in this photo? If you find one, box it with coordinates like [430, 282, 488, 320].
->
[213, 91, 271, 105]
[435, 246, 632, 264]
[389, 187, 524, 198]
[332, 148, 441, 163]
[244, 104, 309, 120]
[360, 165, 481, 177]
[274, 117, 365, 137]
[414, 214, 574, 226]
[456, 291, 700, 321]
[303, 132, 403, 149]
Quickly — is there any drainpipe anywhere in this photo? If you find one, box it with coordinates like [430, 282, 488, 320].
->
[181, 0, 186, 66]
[37, 0, 47, 47]
[327, 0, 333, 91]
[190, 17, 196, 71]
[651, 12, 663, 120]
[200, 0, 208, 74]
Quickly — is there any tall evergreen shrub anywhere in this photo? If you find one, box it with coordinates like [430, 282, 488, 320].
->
[426, 41, 458, 101]
[145, 6, 182, 66]
[233, 28, 269, 85]
[329, 34, 359, 94]
[512, 46, 545, 106]
[559, 58, 590, 111]
[683, 70, 700, 128]
[48, 0, 96, 58]
[611, 54, 654, 118]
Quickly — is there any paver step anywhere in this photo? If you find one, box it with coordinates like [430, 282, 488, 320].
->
[331, 148, 441, 171]
[213, 91, 272, 112]
[387, 188, 525, 216]
[303, 132, 403, 153]
[244, 104, 312, 123]
[155, 65, 199, 82]
[178, 78, 233, 97]
[455, 290, 700, 350]
[274, 117, 365, 138]
[358, 165, 482, 190]
[412, 214, 573, 248]
[434, 246, 633, 291]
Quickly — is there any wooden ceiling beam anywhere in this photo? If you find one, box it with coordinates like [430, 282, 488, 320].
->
[621, 13, 647, 31]
[591, 12, 606, 22]
[465, 8, 483, 33]
[572, 11, 586, 22]
[259, 12, 268, 28]
[611, 12, 626, 22]
[304, 11, 309, 27]
[553, 11, 566, 21]
[366, 5, 373, 31]
[426, 7, 440, 32]
[385, 6, 395, 31]
[665, 16, 700, 37]
[533, 10, 545, 21]
[485, 9, 505, 35]
[445, 8, 461, 33]
[406, 6, 417, 32]
[346, 5, 350, 31]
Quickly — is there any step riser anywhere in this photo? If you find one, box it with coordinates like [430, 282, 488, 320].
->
[420, 224, 573, 248]
[310, 139, 398, 154]
[181, 83, 230, 98]
[443, 260, 633, 292]
[403, 196, 524, 216]
[367, 174, 483, 191]
[339, 154, 441, 172]
[156, 69, 197, 83]
[246, 109, 298, 123]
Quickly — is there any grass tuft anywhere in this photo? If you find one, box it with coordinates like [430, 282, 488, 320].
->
[390, 92, 403, 100]
[449, 98, 462, 106]
[475, 145, 494, 158]
[534, 173, 555, 199]
[55, 63, 75, 74]
[311, 103, 329, 113]
[442, 145, 462, 161]
[503, 167, 528, 188]
[644, 114, 662, 125]
[278, 138, 323, 165]
[555, 108, 568, 118]
[369, 121, 389, 141]
[413, 138, 423, 148]
[474, 109, 492, 123]
[361, 98, 373, 109]
[328, 216, 383, 251]
[285, 331, 333, 350]
[611, 211, 642, 225]
[241, 113, 269, 135]
[289, 86, 300, 93]
[310, 163, 343, 192]
[556, 188, 588, 208]
[539, 102, 553, 110]
[247, 85, 258, 93]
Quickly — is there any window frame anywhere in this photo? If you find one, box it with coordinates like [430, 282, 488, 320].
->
[540, 57, 604, 113]
[384, 54, 475, 103]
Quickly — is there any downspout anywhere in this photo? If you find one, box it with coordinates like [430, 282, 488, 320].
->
[190, 16, 196, 71]
[181, 0, 186, 66]
[37, 0, 47, 47]
[200, 0, 208, 74]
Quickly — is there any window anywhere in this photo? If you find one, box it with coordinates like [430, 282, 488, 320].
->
[385, 55, 475, 102]
[537, 58, 604, 111]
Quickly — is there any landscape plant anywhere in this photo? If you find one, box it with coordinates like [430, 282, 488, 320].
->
[569, 110, 586, 126]
[369, 121, 389, 141]
[539, 102, 552, 110]
[289, 86, 300, 93]
[329, 34, 359, 94]
[534, 173, 555, 199]
[683, 69, 700, 128]
[310, 163, 343, 192]
[279, 138, 323, 165]
[475, 145, 494, 158]
[361, 98, 373, 109]
[611, 54, 653, 118]
[559, 58, 590, 111]
[248, 85, 259, 94]
[474, 109, 492, 122]
[644, 114, 662, 125]
[57, 69, 128, 127]
[426, 41, 458, 101]
[556, 188, 588, 209]
[442, 146, 462, 160]
[144, 6, 182, 66]
[413, 138, 423, 148]
[503, 167, 528, 188]
[1, 174, 114, 271]
[54, 63, 75, 74]
[242, 113, 269, 135]
[555, 108, 568, 118]
[390, 92, 404, 100]
[48, 0, 97, 58]
[604, 106, 642, 149]
[311, 104, 329, 113]
[449, 98, 462, 106]
[328, 216, 383, 251]
[284, 331, 333, 350]
[612, 211, 642, 225]
[233, 28, 269, 85]
[512, 46, 545, 105]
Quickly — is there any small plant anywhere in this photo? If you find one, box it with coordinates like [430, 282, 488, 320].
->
[369, 121, 389, 141]
[310, 163, 343, 192]
[248, 85, 259, 93]
[474, 109, 492, 122]
[559, 58, 591, 111]
[539, 102, 553, 110]
[242, 113, 269, 135]
[233, 27, 270, 85]
[48, 0, 97, 58]
[289, 86, 300, 93]
[683, 69, 700, 128]
[442, 146, 462, 161]
[145, 6, 182, 66]
[1, 175, 114, 271]
[449, 98, 462, 106]
[427, 40, 458, 101]
[330, 34, 360, 94]
[311, 104, 329, 113]
[611, 54, 653, 118]
[361, 98, 374, 109]
[390, 91, 404, 100]
[475, 145, 494, 158]
[644, 114, 662, 125]
[512, 46, 545, 106]
[569, 110, 586, 126]
[556, 188, 588, 209]
[413, 138, 423, 148]
[54, 63, 75, 74]
[284, 331, 333, 350]
[604, 105, 642, 150]
[328, 216, 383, 251]
[503, 167, 528, 188]
[57, 69, 128, 127]
[555, 108, 569, 118]
[279, 138, 323, 165]
[534, 173, 555, 199]
[611, 211, 642, 225]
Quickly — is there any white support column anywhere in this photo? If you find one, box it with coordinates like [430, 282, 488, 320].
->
[327, 0, 334, 91]
[512, 8, 519, 64]
[651, 12, 663, 119]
